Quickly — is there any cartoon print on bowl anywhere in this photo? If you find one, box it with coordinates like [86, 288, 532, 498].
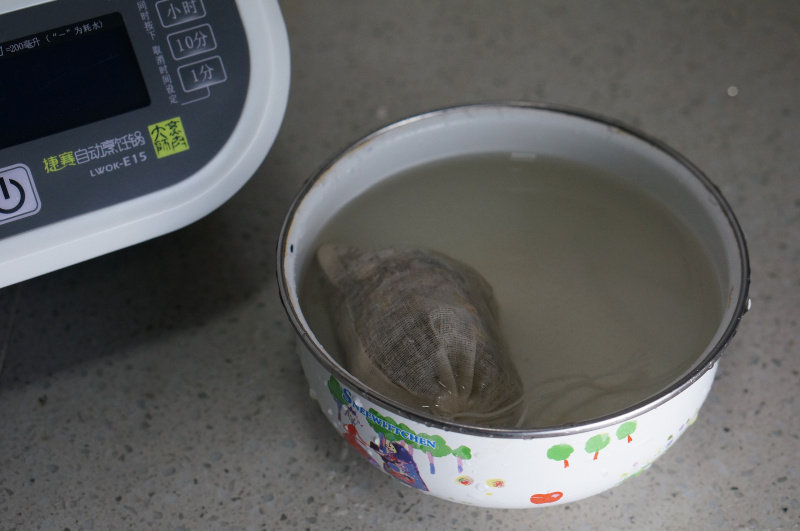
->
[370, 434, 428, 491]
[365, 408, 472, 476]
[341, 407, 378, 466]
[530, 491, 563, 504]
[327, 378, 379, 465]
[546, 443, 574, 468]
[326, 376, 473, 491]
[546, 423, 631, 473]
[585, 433, 611, 460]
[453, 445, 471, 474]
[327, 376, 349, 417]
[616, 421, 637, 443]
[323, 364, 710, 506]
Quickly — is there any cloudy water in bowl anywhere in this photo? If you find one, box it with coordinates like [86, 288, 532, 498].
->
[299, 153, 723, 428]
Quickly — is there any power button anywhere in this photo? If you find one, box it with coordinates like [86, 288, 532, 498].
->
[0, 164, 41, 226]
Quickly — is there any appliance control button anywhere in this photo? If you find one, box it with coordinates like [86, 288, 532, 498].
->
[167, 23, 217, 61]
[177, 55, 227, 92]
[0, 164, 41, 225]
[155, 0, 206, 28]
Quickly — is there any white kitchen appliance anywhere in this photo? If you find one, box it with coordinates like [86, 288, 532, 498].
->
[0, 0, 290, 287]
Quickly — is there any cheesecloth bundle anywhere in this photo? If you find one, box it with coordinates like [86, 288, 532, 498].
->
[317, 244, 524, 427]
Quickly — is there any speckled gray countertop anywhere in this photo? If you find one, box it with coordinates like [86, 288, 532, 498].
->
[1, 1, 798, 530]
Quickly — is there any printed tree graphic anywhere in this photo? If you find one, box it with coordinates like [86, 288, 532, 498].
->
[417, 433, 452, 474]
[616, 421, 637, 443]
[327, 376, 347, 420]
[546, 443, 574, 468]
[328, 376, 346, 404]
[585, 433, 611, 460]
[452, 445, 472, 474]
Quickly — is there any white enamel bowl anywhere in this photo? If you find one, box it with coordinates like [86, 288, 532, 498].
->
[277, 103, 750, 508]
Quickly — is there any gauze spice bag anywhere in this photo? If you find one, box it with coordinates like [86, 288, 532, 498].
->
[316, 243, 525, 427]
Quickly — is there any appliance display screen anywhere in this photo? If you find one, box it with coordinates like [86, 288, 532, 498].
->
[0, 12, 150, 150]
